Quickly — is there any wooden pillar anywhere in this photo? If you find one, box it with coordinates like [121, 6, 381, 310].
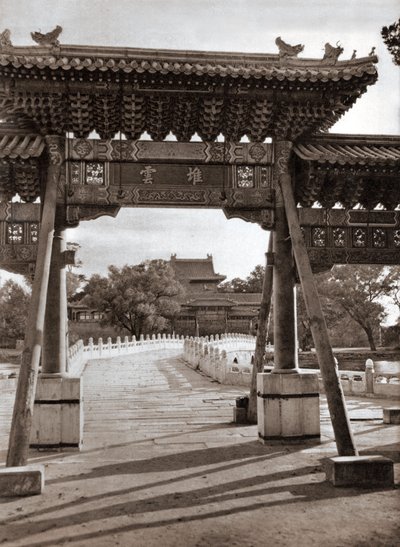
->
[247, 235, 273, 423]
[257, 141, 320, 443]
[42, 222, 68, 375]
[277, 141, 357, 456]
[272, 178, 297, 372]
[6, 136, 63, 467]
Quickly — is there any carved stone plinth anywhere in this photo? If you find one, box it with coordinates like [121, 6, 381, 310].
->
[30, 376, 83, 450]
[257, 371, 320, 442]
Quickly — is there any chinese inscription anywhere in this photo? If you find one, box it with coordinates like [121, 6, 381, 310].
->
[140, 165, 157, 184]
[187, 167, 203, 185]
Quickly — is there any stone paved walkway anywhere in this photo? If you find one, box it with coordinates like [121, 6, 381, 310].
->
[0, 350, 399, 547]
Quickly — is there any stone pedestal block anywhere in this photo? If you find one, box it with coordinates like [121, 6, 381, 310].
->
[0, 465, 44, 496]
[30, 375, 83, 449]
[233, 407, 248, 424]
[383, 407, 400, 424]
[257, 371, 320, 442]
[325, 456, 394, 487]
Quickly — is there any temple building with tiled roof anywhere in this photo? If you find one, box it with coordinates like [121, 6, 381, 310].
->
[169, 255, 261, 335]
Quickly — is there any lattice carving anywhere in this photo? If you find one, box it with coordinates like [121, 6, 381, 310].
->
[352, 228, 367, 247]
[372, 228, 386, 248]
[333, 228, 346, 247]
[311, 227, 327, 247]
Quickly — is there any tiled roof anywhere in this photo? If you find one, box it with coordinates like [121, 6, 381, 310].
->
[0, 43, 378, 141]
[294, 134, 400, 209]
[170, 258, 226, 282]
[294, 134, 400, 166]
[0, 45, 378, 81]
[181, 290, 262, 306]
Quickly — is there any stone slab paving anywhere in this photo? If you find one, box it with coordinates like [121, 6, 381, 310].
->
[0, 350, 399, 547]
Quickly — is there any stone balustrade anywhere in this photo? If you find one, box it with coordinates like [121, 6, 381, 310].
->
[67, 333, 186, 376]
[183, 334, 256, 386]
[13, 333, 400, 400]
[183, 338, 400, 399]
[330, 365, 400, 399]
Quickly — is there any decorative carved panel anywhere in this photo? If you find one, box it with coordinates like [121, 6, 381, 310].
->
[300, 208, 400, 266]
[0, 202, 40, 274]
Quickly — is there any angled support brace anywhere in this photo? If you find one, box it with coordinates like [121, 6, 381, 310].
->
[247, 236, 273, 423]
[279, 169, 357, 456]
[6, 136, 64, 467]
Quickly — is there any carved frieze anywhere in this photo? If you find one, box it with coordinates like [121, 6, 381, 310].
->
[66, 139, 273, 165]
[307, 247, 400, 266]
[299, 208, 399, 228]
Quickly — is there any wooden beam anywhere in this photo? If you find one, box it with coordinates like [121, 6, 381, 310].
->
[247, 235, 273, 423]
[279, 170, 358, 457]
[6, 136, 63, 467]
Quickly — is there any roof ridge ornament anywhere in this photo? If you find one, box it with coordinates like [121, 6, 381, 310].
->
[30, 25, 62, 47]
[322, 41, 344, 64]
[0, 29, 12, 51]
[275, 36, 304, 59]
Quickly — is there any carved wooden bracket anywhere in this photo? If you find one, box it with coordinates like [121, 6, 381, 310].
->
[223, 207, 274, 231]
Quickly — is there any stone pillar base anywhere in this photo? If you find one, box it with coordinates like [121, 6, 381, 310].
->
[383, 407, 400, 424]
[0, 465, 44, 496]
[325, 456, 394, 487]
[257, 371, 320, 442]
[30, 375, 83, 450]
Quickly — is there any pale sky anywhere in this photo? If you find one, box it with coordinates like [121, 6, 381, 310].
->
[1, 0, 399, 285]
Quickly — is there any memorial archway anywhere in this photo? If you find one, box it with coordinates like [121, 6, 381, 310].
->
[1, 30, 399, 472]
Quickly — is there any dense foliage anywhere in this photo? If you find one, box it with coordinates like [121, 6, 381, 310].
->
[0, 280, 31, 343]
[219, 263, 400, 350]
[382, 19, 400, 65]
[83, 260, 185, 337]
[219, 264, 264, 293]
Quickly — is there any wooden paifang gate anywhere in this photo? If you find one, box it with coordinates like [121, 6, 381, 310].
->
[0, 29, 399, 469]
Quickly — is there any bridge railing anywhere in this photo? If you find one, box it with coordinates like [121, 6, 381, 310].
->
[182, 338, 400, 399]
[67, 333, 186, 376]
[183, 334, 257, 385]
[67, 332, 256, 378]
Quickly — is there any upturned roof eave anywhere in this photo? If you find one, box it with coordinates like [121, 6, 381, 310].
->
[0, 44, 378, 80]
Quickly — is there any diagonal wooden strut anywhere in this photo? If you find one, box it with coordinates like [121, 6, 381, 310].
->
[279, 173, 357, 456]
[247, 235, 273, 423]
[6, 138, 61, 467]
